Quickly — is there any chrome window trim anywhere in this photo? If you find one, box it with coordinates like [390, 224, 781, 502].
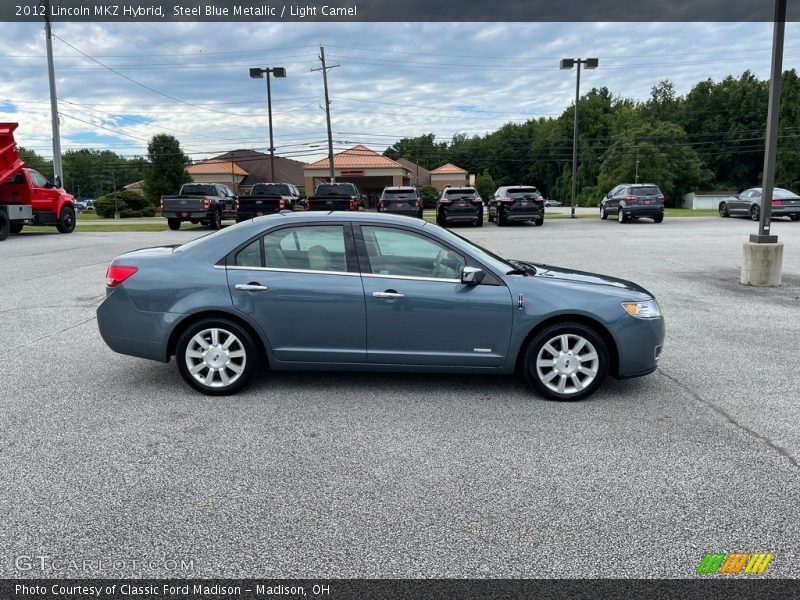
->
[224, 265, 360, 277]
[362, 273, 460, 284]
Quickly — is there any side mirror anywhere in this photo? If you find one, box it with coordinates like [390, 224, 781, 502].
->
[461, 266, 485, 285]
[44, 181, 54, 189]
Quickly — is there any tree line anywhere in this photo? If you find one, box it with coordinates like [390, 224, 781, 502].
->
[384, 69, 800, 206]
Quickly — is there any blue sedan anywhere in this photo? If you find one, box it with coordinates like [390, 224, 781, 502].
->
[97, 212, 664, 401]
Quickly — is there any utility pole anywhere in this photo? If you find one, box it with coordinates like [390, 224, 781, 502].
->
[41, 0, 63, 187]
[312, 47, 338, 182]
[635, 147, 640, 184]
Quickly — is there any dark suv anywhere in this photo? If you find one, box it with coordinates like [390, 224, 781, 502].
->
[436, 186, 483, 227]
[377, 186, 423, 219]
[488, 186, 545, 226]
[601, 184, 665, 223]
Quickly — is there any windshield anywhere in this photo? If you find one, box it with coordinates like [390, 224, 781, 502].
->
[428, 224, 517, 275]
[253, 183, 291, 195]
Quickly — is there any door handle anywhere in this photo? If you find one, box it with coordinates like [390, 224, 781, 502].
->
[235, 283, 268, 292]
[372, 291, 405, 299]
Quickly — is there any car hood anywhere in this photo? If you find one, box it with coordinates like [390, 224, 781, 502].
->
[517, 261, 653, 297]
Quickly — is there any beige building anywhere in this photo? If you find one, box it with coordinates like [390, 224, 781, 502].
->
[304, 145, 412, 200]
[186, 160, 248, 193]
[430, 163, 470, 191]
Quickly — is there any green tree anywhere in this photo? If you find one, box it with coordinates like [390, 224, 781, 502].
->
[16, 147, 53, 181]
[418, 184, 439, 209]
[474, 169, 496, 201]
[384, 133, 447, 170]
[142, 134, 191, 205]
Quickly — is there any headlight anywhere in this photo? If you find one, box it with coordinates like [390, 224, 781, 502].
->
[622, 299, 661, 319]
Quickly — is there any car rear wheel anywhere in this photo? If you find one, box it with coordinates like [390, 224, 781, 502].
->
[653, 214, 664, 223]
[168, 218, 181, 231]
[617, 209, 627, 223]
[10, 222, 23, 234]
[498, 214, 507, 226]
[209, 210, 222, 230]
[436, 213, 446, 227]
[56, 207, 76, 234]
[523, 322, 609, 401]
[719, 202, 730, 217]
[600, 206, 608, 220]
[475, 213, 483, 227]
[176, 319, 258, 395]
[0, 213, 9, 241]
[750, 205, 760, 221]
[790, 215, 800, 221]
[534, 217, 544, 226]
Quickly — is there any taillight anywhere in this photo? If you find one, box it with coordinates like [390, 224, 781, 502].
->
[203, 197, 210, 210]
[501, 198, 515, 204]
[472, 197, 482, 204]
[159, 198, 164, 210]
[657, 195, 665, 204]
[378, 200, 384, 209]
[440, 199, 452, 204]
[349, 199, 355, 210]
[772, 199, 782, 206]
[415, 199, 421, 207]
[624, 195, 638, 204]
[279, 199, 285, 209]
[106, 265, 138, 288]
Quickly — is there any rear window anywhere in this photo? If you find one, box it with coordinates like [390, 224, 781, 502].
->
[507, 187, 540, 197]
[383, 189, 418, 198]
[316, 184, 357, 196]
[253, 183, 291, 195]
[629, 186, 661, 197]
[445, 188, 478, 199]
[181, 184, 217, 196]
[773, 188, 799, 198]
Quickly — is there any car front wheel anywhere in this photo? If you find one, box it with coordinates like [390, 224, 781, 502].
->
[719, 202, 729, 217]
[750, 205, 760, 221]
[56, 206, 76, 234]
[523, 322, 609, 401]
[176, 319, 259, 395]
[600, 206, 608, 220]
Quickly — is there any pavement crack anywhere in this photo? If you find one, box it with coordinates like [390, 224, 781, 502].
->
[0, 315, 97, 357]
[658, 367, 798, 469]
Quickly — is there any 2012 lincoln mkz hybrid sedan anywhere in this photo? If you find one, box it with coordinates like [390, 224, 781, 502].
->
[97, 212, 665, 401]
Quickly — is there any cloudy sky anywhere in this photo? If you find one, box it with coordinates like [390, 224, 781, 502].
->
[2, 20, 799, 164]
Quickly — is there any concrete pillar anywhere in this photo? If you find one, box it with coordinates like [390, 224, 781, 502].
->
[741, 242, 784, 287]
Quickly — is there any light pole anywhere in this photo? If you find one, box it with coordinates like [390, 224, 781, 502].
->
[635, 147, 640, 184]
[249, 66, 286, 182]
[560, 57, 598, 218]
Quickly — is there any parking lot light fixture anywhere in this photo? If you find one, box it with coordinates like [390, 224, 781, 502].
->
[560, 57, 599, 218]
[250, 67, 287, 183]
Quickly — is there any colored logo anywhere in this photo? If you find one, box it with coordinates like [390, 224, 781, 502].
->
[696, 552, 774, 575]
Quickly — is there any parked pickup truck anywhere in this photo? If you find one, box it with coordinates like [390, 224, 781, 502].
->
[305, 182, 364, 212]
[160, 182, 237, 230]
[236, 182, 303, 222]
[0, 122, 76, 242]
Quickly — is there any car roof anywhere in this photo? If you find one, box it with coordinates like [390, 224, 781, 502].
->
[250, 210, 428, 227]
[382, 186, 417, 190]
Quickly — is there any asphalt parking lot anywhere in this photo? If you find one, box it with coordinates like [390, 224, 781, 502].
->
[1, 215, 799, 578]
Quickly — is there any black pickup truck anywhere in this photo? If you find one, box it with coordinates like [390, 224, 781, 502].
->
[305, 182, 364, 212]
[160, 183, 238, 230]
[236, 182, 304, 222]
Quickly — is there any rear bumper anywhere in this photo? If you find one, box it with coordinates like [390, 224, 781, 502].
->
[621, 205, 663, 218]
[499, 208, 544, 221]
[380, 207, 423, 218]
[162, 210, 210, 220]
[439, 207, 482, 222]
[771, 206, 800, 217]
[96, 287, 175, 362]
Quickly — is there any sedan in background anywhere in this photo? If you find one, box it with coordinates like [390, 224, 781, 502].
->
[718, 187, 800, 221]
[97, 212, 665, 402]
[488, 186, 545, 226]
[377, 186, 423, 219]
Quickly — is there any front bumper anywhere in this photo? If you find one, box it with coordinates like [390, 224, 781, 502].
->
[614, 315, 665, 379]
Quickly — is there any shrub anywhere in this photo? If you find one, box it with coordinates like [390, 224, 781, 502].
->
[95, 190, 148, 217]
[418, 185, 439, 209]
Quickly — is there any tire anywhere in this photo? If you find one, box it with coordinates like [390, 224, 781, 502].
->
[617, 208, 627, 223]
[750, 205, 760, 222]
[523, 322, 609, 402]
[209, 210, 222, 230]
[0, 212, 9, 241]
[190, 219, 200, 224]
[168, 218, 181, 231]
[653, 214, 664, 223]
[488, 212, 495, 223]
[790, 215, 800, 222]
[175, 318, 259, 396]
[436, 213, 446, 227]
[498, 214, 507, 227]
[55, 206, 75, 234]
[719, 202, 729, 218]
[600, 206, 608, 220]
[475, 213, 483, 227]
[10, 222, 23, 234]
[534, 217, 544, 226]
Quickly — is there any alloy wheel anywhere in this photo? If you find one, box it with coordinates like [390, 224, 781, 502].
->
[184, 327, 247, 389]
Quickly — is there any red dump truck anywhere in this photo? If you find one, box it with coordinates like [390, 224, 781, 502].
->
[0, 122, 76, 241]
